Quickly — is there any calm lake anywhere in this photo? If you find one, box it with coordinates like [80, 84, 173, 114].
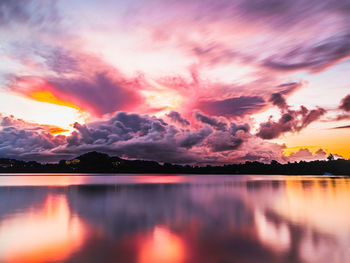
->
[0, 174, 349, 263]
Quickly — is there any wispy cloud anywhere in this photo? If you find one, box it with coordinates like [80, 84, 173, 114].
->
[1, 0, 350, 162]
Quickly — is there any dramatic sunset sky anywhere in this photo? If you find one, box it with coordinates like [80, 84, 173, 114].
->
[0, 0, 350, 164]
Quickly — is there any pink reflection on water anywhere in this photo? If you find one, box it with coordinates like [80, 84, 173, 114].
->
[138, 226, 186, 263]
[0, 174, 191, 187]
[132, 175, 189, 184]
[0, 194, 88, 263]
[254, 209, 291, 254]
[0, 175, 87, 187]
[0, 175, 349, 263]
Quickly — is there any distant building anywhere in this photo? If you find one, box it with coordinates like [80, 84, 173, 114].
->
[65, 159, 80, 165]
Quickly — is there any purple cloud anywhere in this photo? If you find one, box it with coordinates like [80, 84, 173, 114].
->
[8, 53, 144, 116]
[180, 126, 213, 149]
[0, 0, 59, 27]
[270, 93, 287, 109]
[257, 93, 326, 139]
[194, 111, 227, 131]
[331, 124, 350, 129]
[0, 111, 291, 164]
[324, 94, 350, 122]
[0, 115, 66, 161]
[340, 94, 350, 112]
[166, 111, 190, 126]
[206, 125, 247, 152]
[199, 96, 266, 117]
[263, 34, 350, 73]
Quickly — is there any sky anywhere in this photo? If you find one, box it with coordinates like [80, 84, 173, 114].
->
[0, 0, 349, 164]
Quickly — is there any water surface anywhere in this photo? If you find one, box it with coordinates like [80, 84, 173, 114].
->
[0, 174, 349, 263]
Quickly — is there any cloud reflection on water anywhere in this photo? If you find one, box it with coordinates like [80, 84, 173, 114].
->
[0, 175, 349, 263]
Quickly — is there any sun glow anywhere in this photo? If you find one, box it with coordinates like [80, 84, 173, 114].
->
[142, 89, 183, 116]
[30, 90, 80, 110]
[0, 92, 89, 134]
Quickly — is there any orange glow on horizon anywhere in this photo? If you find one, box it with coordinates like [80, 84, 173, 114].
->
[277, 128, 350, 159]
[282, 146, 327, 157]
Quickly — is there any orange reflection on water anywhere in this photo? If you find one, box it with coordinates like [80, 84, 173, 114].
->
[275, 177, 350, 233]
[264, 177, 350, 262]
[0, 194, 87, 263]
[138, 226, 186, 263]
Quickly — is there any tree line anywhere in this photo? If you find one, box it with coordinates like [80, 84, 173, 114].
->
[0, 151, 349, 175]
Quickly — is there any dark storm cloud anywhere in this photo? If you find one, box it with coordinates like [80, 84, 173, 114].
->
[180, 126, 212, 149]
[110, 111, 167, 135]
[106, 140, 200, 164]
[339, 94, 350, 112]
[0, 111, 287, 164]
[206, 133, 242, 152]
[166, 111, 190, 126]
[199, 96, 266, 117]
[66, 111, 210, 153]
[257, 107, 326, 139]
[270, 93, 287, 109]
[206, 123, 249, 152]
[230, 122, 250, 135]
[0, 125, 66, 161]
[58, 112, 210, 163]
[59, 112, 255, 162]
[68, 112, 168, 146]
[194, 111, 227, 131]
[257, 93, 326, 139]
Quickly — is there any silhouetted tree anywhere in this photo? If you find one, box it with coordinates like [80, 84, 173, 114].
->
[327, 154, 334, 161]
[0, 151, 349, 175]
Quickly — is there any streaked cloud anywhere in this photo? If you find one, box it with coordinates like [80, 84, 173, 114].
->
[0, 0, 350, 162]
